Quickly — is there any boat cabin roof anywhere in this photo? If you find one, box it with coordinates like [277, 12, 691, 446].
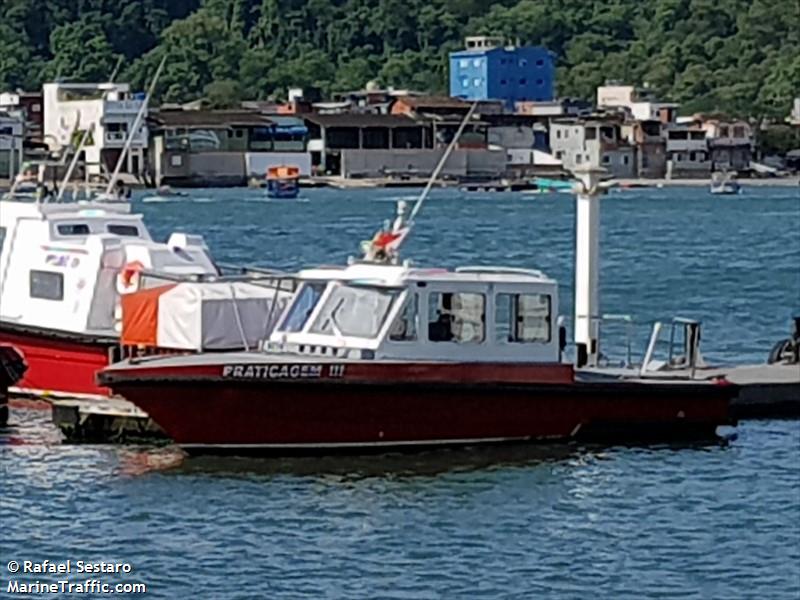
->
[297, 262, 556, 287]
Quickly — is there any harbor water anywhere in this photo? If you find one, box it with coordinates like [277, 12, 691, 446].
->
[3, 186, 800, 598]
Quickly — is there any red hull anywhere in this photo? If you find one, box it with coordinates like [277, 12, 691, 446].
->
[101, 361, 735, 452]
[0, 324, 113, 397]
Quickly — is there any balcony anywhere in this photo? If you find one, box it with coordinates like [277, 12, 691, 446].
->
[104, 130, 146, 146]
[104, 99, 144, 114]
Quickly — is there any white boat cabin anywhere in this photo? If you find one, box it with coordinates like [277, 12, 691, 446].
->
[0, 199, 216, 336]
[267, 262, 561, 363]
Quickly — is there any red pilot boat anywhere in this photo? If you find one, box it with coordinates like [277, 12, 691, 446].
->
[99, 262, 736, 454]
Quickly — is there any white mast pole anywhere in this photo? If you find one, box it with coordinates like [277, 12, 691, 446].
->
[104, 56, 166, 196]
[407, 101, 478, 225]
[573, 166, 605, 367]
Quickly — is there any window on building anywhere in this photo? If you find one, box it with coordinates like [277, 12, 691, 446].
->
[556, 130, 562, 139]
[689, 151, 697, 162]
[57, 223, 90, 236]
[389, 293, 418, 341]
[536, 59, 544, 67]
[461, 77, 470, 88]
[459, 59, 469, 68]
[642, 155, 649, 168]
[555, 151, 564, 159]
[518, 78, 526, 86]
[519, 59, 528, 67]
[500, 79, 507, 85]
[675, 153, 683, 162]
[495, 293, 551, 343]
[719, 126, 729, 137]
[170, 155, 183, 167]
[623, 155, 630, 165]
[733, 126, 745, 138]
[564, 130, 569, 139]
[428, 292, 485, 343]
[602, 155, 610, 164]
[473, 78, 481, 87]
[473, 58, 482, 68]
[107, 224, 140, 237]
[234, 129, 245, 138]
[536, 79, 544, 86]
[585, 127, 597, 140]
[690, 131, 705, 140]
[576, 154, 583, 164]
[32, 103, 41, 113]
[30, 270, 64, 301]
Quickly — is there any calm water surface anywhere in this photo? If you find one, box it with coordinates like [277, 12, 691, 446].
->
[2, 186, 799, 598]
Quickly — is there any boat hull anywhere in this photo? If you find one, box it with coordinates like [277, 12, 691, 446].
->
[100, 360, 735, 453]
[0, 321, 114, 397]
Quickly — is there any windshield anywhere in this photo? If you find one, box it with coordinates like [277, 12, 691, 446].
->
[309, 284, 399, 339]
[278, 282, 326, 332]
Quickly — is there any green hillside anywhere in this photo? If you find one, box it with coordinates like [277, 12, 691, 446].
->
[1, 0, 797, 118]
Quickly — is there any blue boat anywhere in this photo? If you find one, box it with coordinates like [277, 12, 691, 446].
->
[266, 165, 300, 199]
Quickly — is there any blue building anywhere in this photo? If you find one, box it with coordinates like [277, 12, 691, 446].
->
[449, 37, 555, 110]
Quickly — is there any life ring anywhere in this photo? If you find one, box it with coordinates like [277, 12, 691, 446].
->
[116, 261, 145, 294]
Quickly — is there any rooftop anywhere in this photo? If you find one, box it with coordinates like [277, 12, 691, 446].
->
[297, 263, 554, 287]
[304, 113, 423, 128]
[149, 109, 274, 128]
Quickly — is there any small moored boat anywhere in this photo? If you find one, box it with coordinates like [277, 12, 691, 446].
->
[710, 171, 741, 195]
[266, 165, 300, 199]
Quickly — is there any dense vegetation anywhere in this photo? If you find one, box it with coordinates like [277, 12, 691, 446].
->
[1, 0, 798, 118]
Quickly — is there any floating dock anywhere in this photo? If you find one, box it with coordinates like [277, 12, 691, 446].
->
[46, 395, 166, 443]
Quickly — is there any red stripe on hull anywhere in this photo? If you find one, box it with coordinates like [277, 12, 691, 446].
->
[115, 380, 733, 450]
[0, 329, 112, 397]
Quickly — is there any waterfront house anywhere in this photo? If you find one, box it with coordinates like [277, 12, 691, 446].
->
[0, 111, 24, 180]
[43, 82, 147, 177]
[549, 115, 636, 178]
[664, 123, 710, 179]
[303, 112, 504, 180]
[148, 108, 311, 187]
[620, 119, 668, 179]
[679, 115, 753, 172]
[449, 37, 555, 110]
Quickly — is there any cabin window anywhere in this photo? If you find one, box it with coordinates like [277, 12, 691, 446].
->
[30, 270, 64, 301]
[428, 292, 485, 343]
[310, 284, 398, 339]
[495, 293, 551, 343]
[107, 224, 139, 237]
[57, 223, 90, 236]
[279, 282, 326, 332]
[0, 227, 5, 254]
[389, 293, 418, 342]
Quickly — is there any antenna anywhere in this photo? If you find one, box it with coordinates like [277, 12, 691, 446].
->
[361, 101, 479, 262]
[104, 56, 166, 197]
[407, 101, 478, 225]
[108, 55, 124, 83]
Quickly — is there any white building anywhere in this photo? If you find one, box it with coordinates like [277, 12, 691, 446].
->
[0, 111, 24, 180]
[43, 82, 148, 176]
[549, 116, 636, 179]
[597, 85, 678, 124]
[790, 98, 800, 125]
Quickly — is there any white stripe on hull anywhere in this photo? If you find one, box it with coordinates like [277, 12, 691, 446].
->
[180, 434, 569, 450]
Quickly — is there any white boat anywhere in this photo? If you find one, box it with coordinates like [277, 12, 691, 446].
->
[710, 171, 741, 194]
